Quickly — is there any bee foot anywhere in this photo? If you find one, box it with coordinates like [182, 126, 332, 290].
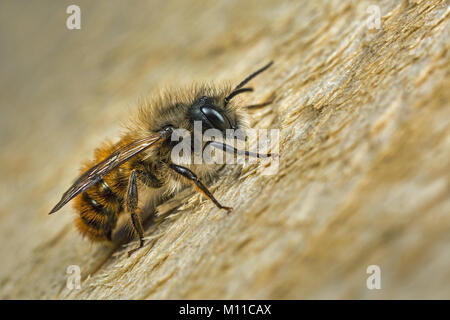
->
[127, 241, 144, 257]
[221, 206, 233, 214]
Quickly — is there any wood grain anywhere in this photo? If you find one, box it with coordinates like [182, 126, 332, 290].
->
[0, 0, 448, 299]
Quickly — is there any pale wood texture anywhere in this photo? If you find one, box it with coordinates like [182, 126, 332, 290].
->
[0, 0, 449, 299]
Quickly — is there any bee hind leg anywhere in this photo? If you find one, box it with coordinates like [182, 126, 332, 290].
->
[126, 170, 145, 257]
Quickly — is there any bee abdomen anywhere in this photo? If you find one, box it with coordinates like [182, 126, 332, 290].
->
[74, 179, 123, 242]
[98, 179, 123, 205]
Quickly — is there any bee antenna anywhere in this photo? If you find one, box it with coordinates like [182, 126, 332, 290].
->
[224, 61, 273, 106]
[224, 87, 253, 105]
[234, 61, 273, 90]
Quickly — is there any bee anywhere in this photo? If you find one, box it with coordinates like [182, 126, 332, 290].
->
[49, 62, 274, 256]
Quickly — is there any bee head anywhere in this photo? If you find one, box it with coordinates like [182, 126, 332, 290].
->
[189, 96, 235, 132]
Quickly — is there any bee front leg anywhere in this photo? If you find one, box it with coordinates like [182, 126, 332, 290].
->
[126, 170, 145, 257]
[245, 100, 273, 109]
[204, 141, 275, 158]
[169, 164, 233, 213]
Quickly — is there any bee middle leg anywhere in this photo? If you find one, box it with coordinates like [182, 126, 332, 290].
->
[169, 164, 233, 213]
[126, 170, 145, 256]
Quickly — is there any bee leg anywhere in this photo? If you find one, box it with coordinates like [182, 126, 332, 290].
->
[204, 141, 275, 158]
[126, 170, 145, 257]
[246, 100, 273, 109]
[169, 164, 233, 213]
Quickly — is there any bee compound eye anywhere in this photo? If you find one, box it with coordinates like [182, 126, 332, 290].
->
[200, 106, 232, 131]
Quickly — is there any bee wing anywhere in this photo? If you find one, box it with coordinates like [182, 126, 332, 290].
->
[49, 133, 164, 214]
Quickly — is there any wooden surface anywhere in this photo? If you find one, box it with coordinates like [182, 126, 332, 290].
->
[0, 0, 449, 299]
